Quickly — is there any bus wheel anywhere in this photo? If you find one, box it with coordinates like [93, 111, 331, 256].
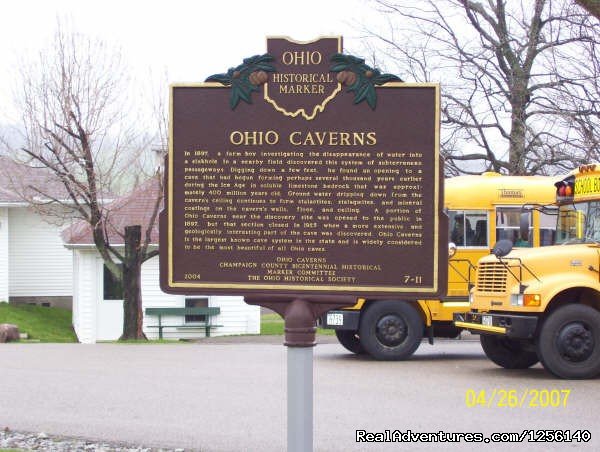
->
[537, 304, 600, 379]
[358, 301, 423, 360]
[479, 335, 539, 369]
[335, 330, 365, 354]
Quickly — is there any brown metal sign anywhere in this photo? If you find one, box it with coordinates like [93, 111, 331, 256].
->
[264, 37, 341, 120]
[160, 36, 446, 299]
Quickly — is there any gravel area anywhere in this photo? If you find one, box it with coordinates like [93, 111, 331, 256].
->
[0, 428, 183, 452]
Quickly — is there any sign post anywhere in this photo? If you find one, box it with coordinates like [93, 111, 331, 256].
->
[160, 36, 445, 451]
[286, 299, 315, 452]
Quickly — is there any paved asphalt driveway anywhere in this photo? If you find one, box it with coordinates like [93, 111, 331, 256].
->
[1, 337, 598, 452]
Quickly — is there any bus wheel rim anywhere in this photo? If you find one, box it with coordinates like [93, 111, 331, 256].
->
[375, 314, 408, 347]
[556, 322, 594, 362]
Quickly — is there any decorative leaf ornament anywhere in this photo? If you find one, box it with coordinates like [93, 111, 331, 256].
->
[205, 54, 276, 109]
[330, 53, 402, 110]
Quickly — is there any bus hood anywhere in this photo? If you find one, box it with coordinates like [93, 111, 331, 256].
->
[478, 243, 600, 290]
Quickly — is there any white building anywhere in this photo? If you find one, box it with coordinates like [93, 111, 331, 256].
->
[62, 178, 260, 343]
[0, 156, 73, 308]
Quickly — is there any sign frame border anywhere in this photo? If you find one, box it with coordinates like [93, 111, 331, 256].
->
[166, 82, 441, 295]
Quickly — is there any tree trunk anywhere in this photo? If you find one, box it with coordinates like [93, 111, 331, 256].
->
[509, 104, 527, 175]
[508, 77, 529, 176]
[120, 225, 147, 340]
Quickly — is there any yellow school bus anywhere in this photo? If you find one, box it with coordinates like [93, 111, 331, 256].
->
[321, 172, 557, 360]
[455, 164, 600, 378]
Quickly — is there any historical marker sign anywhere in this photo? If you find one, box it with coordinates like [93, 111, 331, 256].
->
[160, 36, 446, 299]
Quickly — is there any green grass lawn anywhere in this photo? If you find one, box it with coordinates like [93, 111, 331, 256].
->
[261, 313, 334, 336]
[0, 302, 77, 342]
[0, 303, 331, 343]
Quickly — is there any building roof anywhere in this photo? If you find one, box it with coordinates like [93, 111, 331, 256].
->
[62, 175, 163, 246]
[0, 155, 72, 203]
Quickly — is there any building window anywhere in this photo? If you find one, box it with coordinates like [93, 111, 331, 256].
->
[185, 297, 208, 323]
[449, 210, 488, 247]
[103, 264, 123, 300]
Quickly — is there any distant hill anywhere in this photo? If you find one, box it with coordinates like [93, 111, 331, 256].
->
[0, 122, 24, 151]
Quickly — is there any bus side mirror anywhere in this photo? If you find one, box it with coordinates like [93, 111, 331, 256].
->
[519, 212, 530, 242]
[492, 239, 513, 258]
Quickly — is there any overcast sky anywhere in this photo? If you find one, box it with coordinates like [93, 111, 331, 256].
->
[0, 0, 380, 123]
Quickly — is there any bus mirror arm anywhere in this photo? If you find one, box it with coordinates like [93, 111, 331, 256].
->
[521, 203, 559, 216]
[448, 258, 477, 289]
[494, 255, 541, 288]
[518, 259, 541, 282]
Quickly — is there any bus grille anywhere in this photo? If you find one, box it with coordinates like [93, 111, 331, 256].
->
[477, 262, 508, 292]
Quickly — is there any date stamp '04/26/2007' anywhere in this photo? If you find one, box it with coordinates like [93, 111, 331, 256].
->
[465, 388, 571, 408]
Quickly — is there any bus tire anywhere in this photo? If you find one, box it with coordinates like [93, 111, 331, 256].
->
[479, 334, 539, 369]
[537, 304, 600, 379]
[335, 330, 365, 354]
[358, 301, 423, 360]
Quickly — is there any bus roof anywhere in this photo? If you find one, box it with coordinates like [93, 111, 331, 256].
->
[445, 172, 558, 210]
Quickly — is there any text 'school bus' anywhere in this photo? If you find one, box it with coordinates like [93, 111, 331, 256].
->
[320, 172, 557, 360]
[455, 164, 600, 379]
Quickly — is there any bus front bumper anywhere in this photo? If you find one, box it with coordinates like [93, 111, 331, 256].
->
[318, 310, 360, 331]
[454, 311, 538, 339]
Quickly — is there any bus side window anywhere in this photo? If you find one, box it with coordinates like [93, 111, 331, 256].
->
[465, 213, 487, 246]
[471, 219, 487, 246]
[497, 207, 531, 247]
[450, 210, 487, 247]
[539, 208, 557, 246]
[449, 211, 465, 246]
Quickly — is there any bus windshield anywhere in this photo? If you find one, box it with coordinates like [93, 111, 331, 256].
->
[556, 201, 600, 244]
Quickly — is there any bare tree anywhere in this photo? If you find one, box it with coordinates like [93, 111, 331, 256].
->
[5, 22, 163, 340]
[360, 0, 600, 175]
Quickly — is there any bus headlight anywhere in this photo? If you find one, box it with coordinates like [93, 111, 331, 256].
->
[510, 293, 541, 307]
[510, 293, 523, 306]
